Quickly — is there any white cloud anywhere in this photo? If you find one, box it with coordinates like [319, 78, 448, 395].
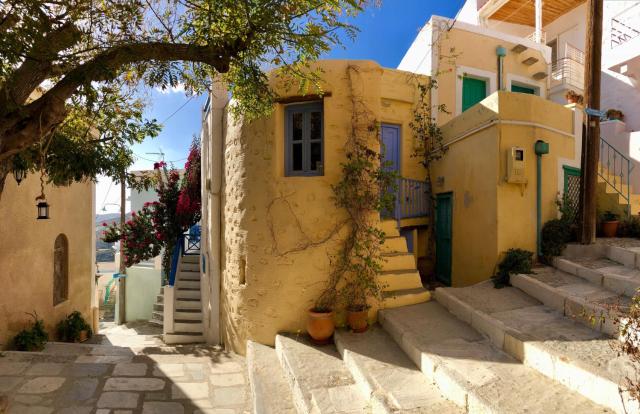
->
[154, 83, 186, 94]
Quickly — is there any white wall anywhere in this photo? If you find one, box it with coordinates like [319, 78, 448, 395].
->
[130, 186, 158, 213]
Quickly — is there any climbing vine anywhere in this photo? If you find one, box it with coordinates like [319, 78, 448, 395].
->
[313, 65, 396, 312]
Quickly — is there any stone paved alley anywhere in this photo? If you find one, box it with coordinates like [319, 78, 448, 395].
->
[0, 322, 249, 414]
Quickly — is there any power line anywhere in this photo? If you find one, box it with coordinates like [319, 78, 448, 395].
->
[99, 180, 114, 211]
[161, 95, 196, 124]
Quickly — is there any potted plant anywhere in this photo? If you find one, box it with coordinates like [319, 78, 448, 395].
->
[601, 211, 620, 237]
[56, 311, 92, 343]
[307, 288, 336, 344]
[565, 90, 584, 105]
[606, 109, 625, 122]
[13, 312, 48, 351]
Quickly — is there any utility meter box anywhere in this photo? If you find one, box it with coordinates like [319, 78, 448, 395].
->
[507, 147, 527, 184]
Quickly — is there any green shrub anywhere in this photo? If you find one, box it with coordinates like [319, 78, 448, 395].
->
[56, 311, 92, 342]
[541, 218, 572, 264]
[13, 313, 48, 351]
[492, 248, 533, 288]
[619, 216, 640, 238]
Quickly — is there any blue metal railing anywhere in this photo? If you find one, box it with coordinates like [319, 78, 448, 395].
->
[600, 137, 633, 215]
[383, 177, 430, 220]
[167, 224, 202, 286]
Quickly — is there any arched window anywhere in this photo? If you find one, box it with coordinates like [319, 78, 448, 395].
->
[53, 234, 69, 306]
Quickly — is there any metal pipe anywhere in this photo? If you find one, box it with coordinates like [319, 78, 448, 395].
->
[535, 0, 543, 43]
[535, 140, 549, 257]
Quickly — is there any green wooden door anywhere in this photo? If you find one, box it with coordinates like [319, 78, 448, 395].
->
[511, 84, 536, 94]
[435, 193, 453, 286]
[462, 77, 487, 111]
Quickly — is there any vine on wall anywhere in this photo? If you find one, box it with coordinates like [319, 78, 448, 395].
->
[313, 65, 396, 312]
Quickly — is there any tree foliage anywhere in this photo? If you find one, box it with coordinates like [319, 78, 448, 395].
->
[0, 0, 369, 196]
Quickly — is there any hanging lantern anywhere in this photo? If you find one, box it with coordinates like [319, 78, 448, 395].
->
[36, 199, 50, 220]
[12, 155, 27, 185]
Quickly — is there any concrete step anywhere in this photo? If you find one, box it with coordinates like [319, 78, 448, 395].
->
[275, 334, 370, 414]
[181, 261, 200, 272]
[381, 252, 415, 272]
[151, 311, 164, 321]
[434, 282, 639, 413]
[247, 341, 296, 414]
[163, 332, 205, 344]
[182, 254, 200, 264]
[148, 318, 163, 327]
[175, 309, 202, 320]
[153, 303, 164, 312]
[178, 270, 200, 281]
[156, 294, 164, 304]
[176, 288, 201, 300]
[176, 280, 200, 290]
[174, 320, 203, 333]
[380, 220, 400, 238]
[377, 271, 423, 292]
[554, 256, 640, 297]
[175, 299, 201, 310]
[334, 327, 463, 413]
[379, 302, 612, 413]
[381, 288, 430, 309]
[510, 267, 629, 336]
[564, 241, 640, 270]
[381, 236, 408, 254]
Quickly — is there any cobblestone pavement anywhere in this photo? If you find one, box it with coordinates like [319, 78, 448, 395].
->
[0, 322, 249, 414]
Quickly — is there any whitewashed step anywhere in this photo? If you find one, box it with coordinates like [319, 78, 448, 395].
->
[175, 310, 202, 320]
[434, 283, 639, 413]
[511, 267, 629, 336]
[377, 271, 423, 292]
[148, 317, 163, 327]
[181, 262, 200, 272]
[153, 303, 164, 312]
[555, 256, 640, 297]
[275, 334, 370, 414]
[334, 327, 463, 413]
[176, 280, 200, 290]
[564, 242, 640, 270]
[379, 302, 612, 413]
[156, 294, 164, 304]
[178, 270, 200, 281]
[381, 288, 430, 309]
[247, 341, 296, 414]
[175, 299, 201, 310]
[182, 255, 200, 264]
[176, 288, 200, 300]
[163, 333, 204, 344]
[174, 320, 203, 333]
[381, 236, 408, 254]
[381, 253, 415, 272]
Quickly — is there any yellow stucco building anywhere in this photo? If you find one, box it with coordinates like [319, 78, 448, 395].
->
[0, 173, 94, 348]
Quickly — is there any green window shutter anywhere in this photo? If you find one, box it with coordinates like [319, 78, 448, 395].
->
[511, 84, 536, 94]
[462, 77, 487, 112]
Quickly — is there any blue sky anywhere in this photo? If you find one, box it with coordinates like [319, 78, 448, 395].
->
[96, 1, 462, 214]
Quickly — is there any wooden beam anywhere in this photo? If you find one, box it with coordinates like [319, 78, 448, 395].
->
[579, 0, 603, 244]
[275, 93, 332, 104]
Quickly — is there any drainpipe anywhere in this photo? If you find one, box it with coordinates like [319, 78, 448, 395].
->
[496, 46, 507, 90]
[535, 0, 543, 43]
[535, 140, 550, 257]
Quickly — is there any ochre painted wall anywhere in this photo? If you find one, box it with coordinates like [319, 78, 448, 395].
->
[433, 91, 575, 287]
[216, 60, 428, 354]
[0, 174, 93, 348]
[435, 26, 549, 125]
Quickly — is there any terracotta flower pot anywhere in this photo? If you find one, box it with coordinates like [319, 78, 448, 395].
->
[602, 221, 619, 238]
[307, 309, 334, 344]
[78, 330, 88, 343]
[347, 309, 368, 333]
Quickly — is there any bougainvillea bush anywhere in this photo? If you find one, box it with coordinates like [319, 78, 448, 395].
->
[102, 138, 201, 275]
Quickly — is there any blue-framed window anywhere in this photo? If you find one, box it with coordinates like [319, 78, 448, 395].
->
[285, 102, 323, 176]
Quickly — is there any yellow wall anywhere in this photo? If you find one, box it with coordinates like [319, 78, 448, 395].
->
[216, 60, 427, 353]
[435, 26, 549, 125]
[0, 174, 93, 348]
[433, 91, 575, 286]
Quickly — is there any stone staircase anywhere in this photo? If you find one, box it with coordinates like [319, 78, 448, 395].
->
[149, 288, 164, 326]
[247, 241, 640, 413]
[378, 219, 430, 310]
[162, 253, 206, 345]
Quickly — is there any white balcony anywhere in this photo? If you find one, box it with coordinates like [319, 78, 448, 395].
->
[550, 45, 585, 94]
[607, 4, 640, 79]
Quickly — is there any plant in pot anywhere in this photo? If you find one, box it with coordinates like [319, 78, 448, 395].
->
[565, 90, 584, 105]
[56, 311, 92, 343]
[601, 211, 620, 238]
[13, 312, 48, 351]
[307, 287, 337, 344]
[606, 109, 624, 122]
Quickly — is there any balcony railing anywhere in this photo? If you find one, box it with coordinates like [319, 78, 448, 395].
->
[600, 137, 633, 215]
[550, 57, 585, 91]
[383, 177, 430, 220]
[167, 224, 201, 286]
[611, 4, 640, 48]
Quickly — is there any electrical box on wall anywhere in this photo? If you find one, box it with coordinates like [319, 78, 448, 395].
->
[506, 146, 528, 184]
